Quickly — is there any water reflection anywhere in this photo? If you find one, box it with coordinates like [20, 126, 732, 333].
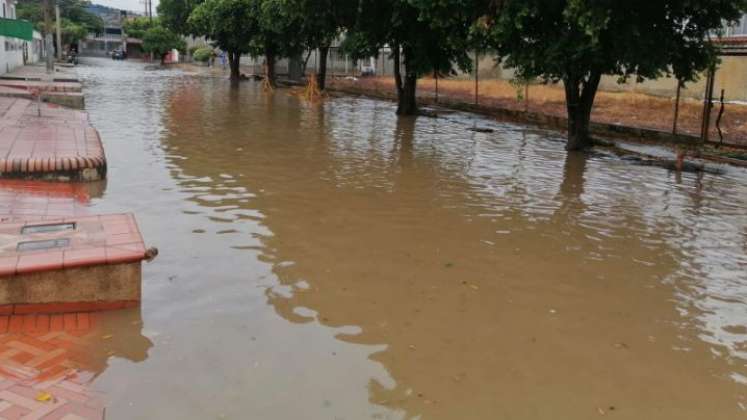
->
[77, 58, 747, 419]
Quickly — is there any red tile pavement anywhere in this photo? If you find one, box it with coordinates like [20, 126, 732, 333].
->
[0, 80, 82, 94]
[0, 180, 92, 223]
[0, 312, 106, 419]
[0, 214, 147, 277]
[0, 177, 146, 278]
[0, 98, 105, 178]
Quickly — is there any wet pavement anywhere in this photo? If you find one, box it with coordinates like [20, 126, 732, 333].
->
[16, 57, 743, 419]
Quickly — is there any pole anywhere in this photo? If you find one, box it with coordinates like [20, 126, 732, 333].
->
[672, 80, 682, 135]
[55, 3, 62, 61]
[435, 71, 439, 103]
[43, 0, 54, 73]
[700, 66, 716, 143]
[474, 50, 479, 105]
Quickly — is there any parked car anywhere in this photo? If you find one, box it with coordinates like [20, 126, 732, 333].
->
[111, 50, 126, 60]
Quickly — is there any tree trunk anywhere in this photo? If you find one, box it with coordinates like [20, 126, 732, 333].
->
[393, 43, 403, 98]
[396, 46, 417, 115]
[317, 45, 330, 90]
[228, 51, 241, 81]
[265, 49, 277, 88]
[397, 71, 417, 115]
[563, 71, 601, 151]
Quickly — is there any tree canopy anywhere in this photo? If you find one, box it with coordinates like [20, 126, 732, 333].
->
[483, 0, 747, 150]
[342, 0, 484, 114]
[16, 0, 104, 36]
[188, 0, 260, 80]
[142, 26, 186, 64]
[122, 16, 157, 40]
[156, 0, 205, 35]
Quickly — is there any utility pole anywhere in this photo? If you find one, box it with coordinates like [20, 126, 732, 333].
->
[43, 0, 54, 73]
[55, 3, 62, 61]
[143, 0, 152, 20]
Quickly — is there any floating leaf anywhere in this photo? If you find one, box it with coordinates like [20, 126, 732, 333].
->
[35, 392, 53, 402]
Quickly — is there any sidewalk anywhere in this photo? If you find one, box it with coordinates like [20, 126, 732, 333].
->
[0, 64, 85, 109]
[0, 97, 106, 181]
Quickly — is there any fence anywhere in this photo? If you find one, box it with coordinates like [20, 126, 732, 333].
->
[239, 46, 747, 148]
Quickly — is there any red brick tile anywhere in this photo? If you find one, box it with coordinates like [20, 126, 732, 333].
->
[0, 305, 14, 315]
[63, 314, 76, 331]
[0, 404, 31, 419]
[105, 247, 143, 264]
[22, 314, 36, 333]
[8, 315, 23, 333]
[16, 251, 64, 275]
[63, 248, 106, 269]
[50, 314, 64, 331]
[76, 313, 89, 330]
[35, 314, 50, 332]
[0, 315, 8, 333]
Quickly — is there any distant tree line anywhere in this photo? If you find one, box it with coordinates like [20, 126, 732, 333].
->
[157, 0, 747, 151]
[16, 0, 104, 46]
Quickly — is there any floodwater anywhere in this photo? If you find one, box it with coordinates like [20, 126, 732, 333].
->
[74, 58, 747, 419]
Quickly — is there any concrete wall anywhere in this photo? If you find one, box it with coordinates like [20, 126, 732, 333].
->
[0, 30, 44, 74]
[238, 44, 747, 102]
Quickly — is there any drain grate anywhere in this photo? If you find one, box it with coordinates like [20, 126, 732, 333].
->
[17, 238, 71, 252]
[21, 223, 76, 235]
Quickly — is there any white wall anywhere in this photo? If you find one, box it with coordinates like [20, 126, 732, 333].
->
[1, 0, 16, 19]
[0, 33, 42, 75]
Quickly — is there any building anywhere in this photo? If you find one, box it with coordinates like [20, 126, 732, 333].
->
[725, 15, 747, 38]
[0, 0, 44, 74]
[78, 4, 144, 58]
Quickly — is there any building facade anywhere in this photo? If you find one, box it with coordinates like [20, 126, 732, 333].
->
[0, 0, 43, 74]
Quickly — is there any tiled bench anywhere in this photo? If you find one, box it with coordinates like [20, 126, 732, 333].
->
[0, 214, 148, 314]
[0, 98, 106, 181]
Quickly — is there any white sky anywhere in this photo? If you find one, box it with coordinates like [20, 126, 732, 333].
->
[91, 0, 159, 14]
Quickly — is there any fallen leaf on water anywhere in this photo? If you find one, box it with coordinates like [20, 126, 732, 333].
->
[408, 345, 417, 350]
[101, 334, 113, 340]
[469, 285, 479, 290]
[35, 392, 53, 402]
[597, 407, 606, 416]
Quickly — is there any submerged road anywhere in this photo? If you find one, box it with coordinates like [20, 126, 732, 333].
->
[58, 57, 747, 419]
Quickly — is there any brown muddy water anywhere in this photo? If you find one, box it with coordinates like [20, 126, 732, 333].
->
[75, 58, 747, 419]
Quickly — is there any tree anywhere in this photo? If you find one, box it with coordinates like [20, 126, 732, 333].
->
[60, 19, 88, 45]
[253, 0, 306, 88]
[142, 26, 186, 65]
[484, 0, 747, 151]
[188, 0, 260, 81]
[276, 0, 353, 90]
[17, 0, 103, 35]
[157, 0, 205, 35]
[343, 0, 483, 115]
[122, 16, 157, 39]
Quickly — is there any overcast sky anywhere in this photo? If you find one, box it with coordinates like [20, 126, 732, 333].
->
[92, 0, 160, 14]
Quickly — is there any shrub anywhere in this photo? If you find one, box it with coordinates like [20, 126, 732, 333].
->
[193, 47, 213, 63]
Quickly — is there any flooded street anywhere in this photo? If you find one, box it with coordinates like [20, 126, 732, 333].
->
[76, 58, 747, 419]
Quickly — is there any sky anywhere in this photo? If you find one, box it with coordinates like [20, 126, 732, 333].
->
[91, 0, 159, 14]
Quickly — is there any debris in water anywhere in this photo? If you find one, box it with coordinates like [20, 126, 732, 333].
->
[35, 392, 54, 402]
[468, 127, 495, 133]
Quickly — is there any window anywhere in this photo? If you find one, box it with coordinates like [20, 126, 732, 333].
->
[2, 3, 6, 18]
[726, 15, 747, 36]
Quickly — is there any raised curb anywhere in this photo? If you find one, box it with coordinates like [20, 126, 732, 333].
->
[0, 98, 106, 181]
